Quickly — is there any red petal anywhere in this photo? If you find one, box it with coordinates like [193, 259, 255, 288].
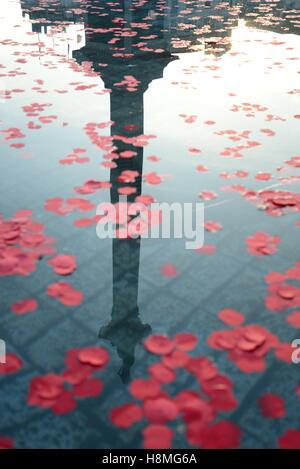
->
[148, 363, 176, 384]
[186, 356, 218, 381]
[47, 281, 83, 306]
[77, 347, 110, 368]
[0, 353, 23, 375]
[11, 298, 38, 315]
[174, 333, 198, 351]
[143, 397, 179, 423]
[144, 335, 175, 355]
[143, 425, 173, 449]
[160, 263, 178, 277]
[286, 311, 300, 328]
[62, 367, 92, 385]
[110, 403, 143, 429]
[275, 342, 294, 363]
[218, 308, 244, 326]
[258, 393, 285, 418]
[48, 254, 77, 276]
[73, 378, 103, 398]
[278, 429, 300, 449]
[195, 421, 241, 449]
[129, 378, 161, 400]
[52, 391, 77, 415]
[0, 437, 14, 450]
[162, 350, 190, 369]
[27, 374, 64, 407]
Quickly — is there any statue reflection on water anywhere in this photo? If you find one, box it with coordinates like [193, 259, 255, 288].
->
[74, 2, 178, 383]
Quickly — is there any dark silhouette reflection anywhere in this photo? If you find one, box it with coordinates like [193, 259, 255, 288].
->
[72, 1, 177, 382]
[98, 81, 150, 383]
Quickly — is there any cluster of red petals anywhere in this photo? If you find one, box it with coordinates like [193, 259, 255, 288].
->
[0, 353, 23, 375]
[84, 122, 155, 159]
[265, 261, 300, 312]
[114, 75, 140, 92]
[28, 346, 110, 414]
[0, 210, 55, 276]
[110, 333, 240, 449]
[74, 179, 111, 195]
[48, 254, 77, 276]
[208, 324, 279, 372]
[84, 122, 114, 152]
[47, 281, 83, 306]
[250, 190, 300, 216]
[245, 231, 280, 256]
[44, 197, 95, 216]
[22, 102, 51, 117]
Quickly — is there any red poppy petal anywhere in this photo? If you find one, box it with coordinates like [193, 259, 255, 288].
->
[274, 343, 294, 363]
[174, 333, 198, 351]
[148, 363, 176, 384]
[48, 254, 77, 276]
[195, 421, 241, 449]
[11, 298, 38, 315]
[144, 335, 175, 355]
[129, 378, 161, 400]
[77, 347, 110, 367]
[218, 308, 244, 326]
[0, 437, 14, 450]
[278, 429, 300, 449]
[46, 281, 83, 306]
[286, 311, 300, 328]
[110, 403, 143, 429]
[163, 350, 190, 369]
[73, 378, 103, 398]
[62, 367, 92, 385]
[143, 397, 179, 423]
[143, 425, 173, 449]
[52, 390, 77, 415]
[258, 393, 285, 418]
[160, 263, 178, 277]
[0, 353, 23, 375]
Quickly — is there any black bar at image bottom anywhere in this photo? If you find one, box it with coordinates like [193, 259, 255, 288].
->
[0, 449, 300, 467]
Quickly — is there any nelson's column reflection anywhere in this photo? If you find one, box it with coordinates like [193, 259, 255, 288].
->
[72, 1, 178, 383]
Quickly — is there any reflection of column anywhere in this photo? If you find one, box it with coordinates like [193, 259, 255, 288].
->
[99, 87, 151, 384]
[96, 53, 175, 381]
[109, 89, 144, 203]
[72, 19, 175, 380]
